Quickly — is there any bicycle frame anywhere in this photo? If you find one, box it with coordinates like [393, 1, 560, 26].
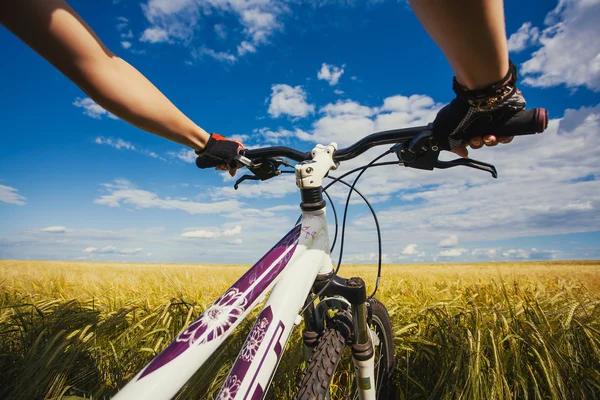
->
[114, 208, 334, 399]
[114, 142, 379, 400]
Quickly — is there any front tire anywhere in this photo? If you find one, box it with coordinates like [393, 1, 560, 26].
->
[294, 299, 395, 400]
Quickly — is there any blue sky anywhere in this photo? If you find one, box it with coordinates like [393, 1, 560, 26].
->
[1, 0, 599, 264]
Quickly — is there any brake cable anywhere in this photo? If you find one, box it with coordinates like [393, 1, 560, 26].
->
[321, 188, 339, 252]
[299, 149, 394, 314]
[325, 176, 382, 299]
[288, 159, 400, 257]
[324, 160, 398, 256]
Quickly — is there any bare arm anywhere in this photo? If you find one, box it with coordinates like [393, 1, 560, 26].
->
[0, 0, 209, 150]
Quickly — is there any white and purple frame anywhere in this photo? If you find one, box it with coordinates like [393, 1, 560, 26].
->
[113, 142, 378, 400]
[113, 208, 335, 400]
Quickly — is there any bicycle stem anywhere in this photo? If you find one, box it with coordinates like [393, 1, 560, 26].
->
[295, 143, 338, 190]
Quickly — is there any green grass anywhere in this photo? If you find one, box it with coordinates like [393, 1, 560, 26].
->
[1, 260, 599, 399]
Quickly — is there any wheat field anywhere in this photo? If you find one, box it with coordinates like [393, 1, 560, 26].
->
[1, 260, 599, 399]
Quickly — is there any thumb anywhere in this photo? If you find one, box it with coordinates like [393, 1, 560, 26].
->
[452, 143, 469, 158]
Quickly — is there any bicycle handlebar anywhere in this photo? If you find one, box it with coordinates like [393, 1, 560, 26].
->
[240, 108, 548, 163]
[241, 125, 430, 162]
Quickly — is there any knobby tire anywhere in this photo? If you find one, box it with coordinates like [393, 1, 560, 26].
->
[294, 299, 396, 400]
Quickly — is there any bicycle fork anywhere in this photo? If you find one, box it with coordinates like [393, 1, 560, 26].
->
[306, 275, 377, 400]
[349, 278, 376, 400]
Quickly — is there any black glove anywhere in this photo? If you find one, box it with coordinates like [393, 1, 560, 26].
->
[433, 60, 526, 151]
[195, 133, 244, 170]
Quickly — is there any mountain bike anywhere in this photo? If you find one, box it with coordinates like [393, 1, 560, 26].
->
[113, 108, 548, 400]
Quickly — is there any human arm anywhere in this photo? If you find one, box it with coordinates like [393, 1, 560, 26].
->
[0, 0, 209, 151]
[409, 0, 517, 157]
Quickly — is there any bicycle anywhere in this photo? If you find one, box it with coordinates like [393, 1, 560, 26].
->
[113, 108, 548, 400]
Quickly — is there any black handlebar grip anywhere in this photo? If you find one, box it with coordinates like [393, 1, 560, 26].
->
[491, 108, 548, 137]
[195, 156, 220, 169]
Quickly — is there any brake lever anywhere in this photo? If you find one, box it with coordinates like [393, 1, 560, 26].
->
[234, 174, 260, 190]
[395, 129, 498, 178]
[435, 158, 498, 178]
[233, 157, 292, 190]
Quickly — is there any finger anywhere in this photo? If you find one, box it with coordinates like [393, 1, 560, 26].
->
[229, 168, 237, 177]
[498, 136, 514, 144]
[484, 135, 498, 147]
[452, 143, 469, 158]
[216, 164, 228, 171]
[470, 137, 483, 149]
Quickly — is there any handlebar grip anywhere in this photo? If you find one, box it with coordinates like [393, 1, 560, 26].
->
[490, 108, 548, 137]
[195, 156, 220, 169]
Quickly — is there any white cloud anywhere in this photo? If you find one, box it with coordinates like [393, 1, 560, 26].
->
[140, 0, 198, 44]
[181, 230, 219, 238]
[223, 225, 242, 236]
[192, 47, 236, 63]
[116, 16, 129, 30]
[214, 24, 227, 39]
[321, 100, 376, 118]
[84, 245, 117, 254]
[268, 84, 315, 119]
[299, 94, 441, 146]
[237, 41, 256, 56]
[240, 8, 280, 44]
[254, 127, 296, 144]
[95, 179, 243, 214]
[520, 0, 600, 91]
[334, 89, 344, 95]
[22, 224, 164, 242]
[343, 252, 391, 264]
[0, 184, 26, 206]
[139, 0, 285, 56]
[143, 0, 193, 16]
[84, 245, 143, 255]
[140, 27, 172, 43]
[95, 137, 165, 160]
[144, 150, 164, 160]
[438, 234, 458, 248]
[318, 63, 345, 86]
[73, 97, 118, 120]
[2, 225, 176, 262]
[168, 148, 197, 163]
[181, 224, 242, 238]
[439, 248, 467, 257]
[402, 244, 418, 255]
[95, 137, 135, 151]
[116, 17, 134, 42]
[229, 134, 250, 143]
[501, 248, 558, 259]
[120, 247, 144, 254]
[41, 226, 67, 234]
[471, 248, 498, 258]
[565, 201, 594, 211]
[503, 249, 529, 258]
[507, 22, 540, 53]
[264, 205, 299, 212]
